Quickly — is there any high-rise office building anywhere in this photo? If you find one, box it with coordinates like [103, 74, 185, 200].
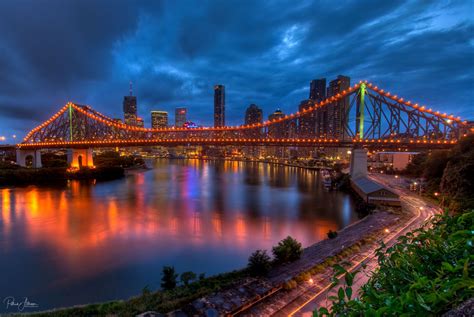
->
[298, 99, 317, 137]
[327, 75, 351, 140]
[214, 85, 225, 127]
[151, 111, 168, 129]
[123, 95, 137, 126]
[309, 78, 326, 101]
[268, 109, 286, 138]
[267, 109, 287, 158]
[245, 104, 263, 125]
[123, 82, 138, 126]
[175, 107, 187, 127]
[244, 104, 263, 155]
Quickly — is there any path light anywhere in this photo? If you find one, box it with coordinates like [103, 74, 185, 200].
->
[384, 228, 390, 233]
[419, 206, 424, 210]
[434, 192, 439, 196]
[308, 278, 314, 284]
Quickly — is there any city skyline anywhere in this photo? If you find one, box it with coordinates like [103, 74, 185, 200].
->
[0, 0, 472, 139]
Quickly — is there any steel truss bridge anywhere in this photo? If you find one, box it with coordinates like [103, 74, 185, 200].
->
[18, 81, 469, 150]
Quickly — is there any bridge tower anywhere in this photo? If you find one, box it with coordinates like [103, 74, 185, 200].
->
[350, 83, 368, 179]
[67, 148, 94, 168]
[16, 149, 42, 168]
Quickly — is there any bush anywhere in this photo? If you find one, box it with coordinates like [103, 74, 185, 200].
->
[247, 250, 272, 276]
[295, 271, 311, 283]
[161, 266, 178, 290]
[327, 230, 338, 239]
[180, 271, 196, 286]
[272, 236, 303, 263]
[283, 279, 297, 290]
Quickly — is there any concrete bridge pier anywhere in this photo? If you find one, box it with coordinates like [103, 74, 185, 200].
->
[350, 148, 368, 179]
[67, 148, 94, 168]
[16, 149, 42, 168]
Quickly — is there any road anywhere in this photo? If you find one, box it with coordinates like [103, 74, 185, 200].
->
[279, 174, 440, 316]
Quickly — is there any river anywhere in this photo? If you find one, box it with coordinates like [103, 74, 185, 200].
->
[0, 159, 359, 312]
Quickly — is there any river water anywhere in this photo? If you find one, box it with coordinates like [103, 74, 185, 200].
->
[0, 159, 359, 312]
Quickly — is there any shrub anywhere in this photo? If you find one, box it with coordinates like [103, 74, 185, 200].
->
[295, 271, 311, 283]
[180, 271, 196, 286]
[283, 279, 297, 290]
[247, 250, 272, 276]
[327, 230, 338, 239]
[272, 236, 303, 263]
[161, 266, 178, 290]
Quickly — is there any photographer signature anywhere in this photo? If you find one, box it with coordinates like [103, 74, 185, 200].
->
[3, 296, 39, 311]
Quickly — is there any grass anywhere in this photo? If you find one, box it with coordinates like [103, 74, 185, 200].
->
[29, 270, 248, 316]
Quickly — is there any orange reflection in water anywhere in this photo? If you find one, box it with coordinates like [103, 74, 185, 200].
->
[1, 163, 351, 302]
[1, 189, 11, 234]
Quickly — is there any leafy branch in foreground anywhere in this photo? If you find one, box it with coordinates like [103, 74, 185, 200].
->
[314, 210, 474, 316]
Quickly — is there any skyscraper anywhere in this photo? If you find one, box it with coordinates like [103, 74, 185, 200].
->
[327, 75, 351, 140]
[245, 104, 263, 125]
[268, 109, 286, 138]
[123, 82, 138, 126]
[244, 104, 263, 155]
[214, 85, 225, 127]
[268, 109, 287, 158]
[309, 78, 326, 101]
[175, 107, 187, 127]
[123, 96, 137, 126]
[298, 99, 316, 137]
[151, 111, 168, 129]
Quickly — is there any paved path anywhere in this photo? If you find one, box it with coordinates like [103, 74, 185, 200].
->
[286, 174, 440, 316]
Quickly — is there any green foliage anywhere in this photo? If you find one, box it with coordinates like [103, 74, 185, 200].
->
[403, 135, 474, 212]
[283, 279, 298, 290]
[30, 269, 248, 316]
[247, 249, 272, 276]
[272, 236, 303, 263]
[41, 152, 67, 168]
[161, 266, 178, 291]
[403, 152, 428, 177]
[327, 230, 338, 239]
[314, 211, 474, 316]
[180, 271, 196, 286]
[94, 151, 145, 168]
[440, 135, 474, 212]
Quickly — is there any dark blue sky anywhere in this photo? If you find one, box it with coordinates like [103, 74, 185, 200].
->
[0, 0, 472, 141]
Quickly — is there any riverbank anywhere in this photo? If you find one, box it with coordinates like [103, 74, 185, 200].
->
[0, 166, 124, 186]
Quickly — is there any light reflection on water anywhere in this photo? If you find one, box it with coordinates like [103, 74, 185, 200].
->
[0, 159, 359, 311]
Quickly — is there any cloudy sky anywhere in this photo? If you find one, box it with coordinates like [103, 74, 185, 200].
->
[0, 0, 472, 140]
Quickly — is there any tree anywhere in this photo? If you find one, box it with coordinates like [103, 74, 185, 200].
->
[272, 236, 303, 263]
[247, 250, 272, 276]
[161, 266, 178, 290]
[403, 152, 428, 177]
[180, 271, 196, 286]
[440, 135, 474, 212]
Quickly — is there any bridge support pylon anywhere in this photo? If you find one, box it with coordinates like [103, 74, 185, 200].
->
[350, 148, 368, 179]
[67, 148, 94, 168]
[16, 149, 42, 168]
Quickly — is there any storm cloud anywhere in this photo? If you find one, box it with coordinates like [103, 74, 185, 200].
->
[0, 0, 472, 139]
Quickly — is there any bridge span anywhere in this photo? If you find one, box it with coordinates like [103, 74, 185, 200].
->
[13, 81, 470, 168]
